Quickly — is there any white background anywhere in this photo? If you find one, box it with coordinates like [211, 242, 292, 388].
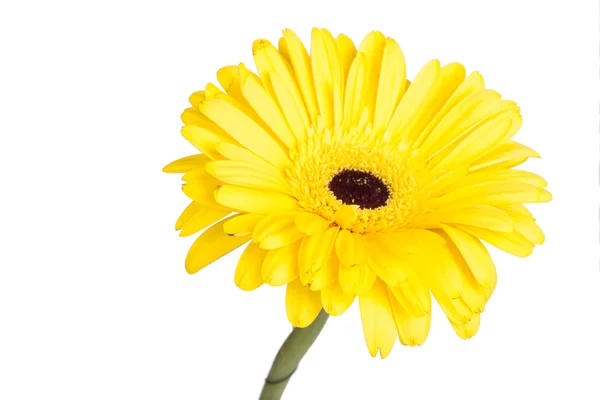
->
[1, 1, 599, 399]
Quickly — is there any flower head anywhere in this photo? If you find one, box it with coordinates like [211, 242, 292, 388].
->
[164, 28, 550, 357]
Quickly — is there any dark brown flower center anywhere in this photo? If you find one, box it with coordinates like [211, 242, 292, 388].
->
[328, 169, 390, 209]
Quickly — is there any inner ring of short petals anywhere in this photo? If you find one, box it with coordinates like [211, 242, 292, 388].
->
[328, 169, 391, 210]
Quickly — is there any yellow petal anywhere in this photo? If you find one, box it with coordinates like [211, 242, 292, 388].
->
[253, 40, 310, 140]
[470, 140, 540, 172]
[163, 154, 208, 173]
[214, 142, 278, 172]
[216, 65, 247, 105]
[198, 95, 290, 169]
[239, 64, 296, 148]
[311, 28, 344, 128]
[180, 207, 230, 237]
[223, 213, 264, 236]
[388, 288, 431, 346]
[339, 262, 376, 296]
[268, 71, 309, 141]
[321, 279, 355, 316]
[182, 182, 225, 209]
[206, 160, 291, 194]
[234, 242, 267, 291]
[511, 217, 545, 245]
[285, 279, 322, 328]
[253, 214, 304, 249]
[451, 313, 481, 339]
[185, 217, 250, 274]
[434, 113, 516, 171]
[294, 212, 331, 234]
[334, 204, 359, 229]
[459, 225, 534, 257]
[262, 241, 300, 286]
[335, 33, 357, 81]
[260, 225, 304, 250]
[310, 249, 339, 291]
[253, 214, 296, 242]
[180, 124, 233, 160]
[373, 38, 407, 134]
[386, 229, 464, 299]
[384, 59, 440, 143]
[343, 52, 368, 127]
[440, 224, 497, 289]
[214, 185, 297, 214]
[355, 31, 387, 123]
[188, 90, 205, 107]
[410, 63, 468, 149]
[359, 278, 397, 358]
[335, 230, 367, 267]
[427, 205, 514, 232]
[298, 226, 339, 287]
[364, 232, 408, 286]
[387, 278, 431, 318]
[282, 29, 319, 124]
[175, 202, 202, 230]
[419, 89, 499, 158]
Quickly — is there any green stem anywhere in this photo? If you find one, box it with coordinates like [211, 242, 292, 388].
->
[259, 309, 329, 400]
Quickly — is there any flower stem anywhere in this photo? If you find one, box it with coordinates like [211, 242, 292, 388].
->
[259, 309, 329, 400]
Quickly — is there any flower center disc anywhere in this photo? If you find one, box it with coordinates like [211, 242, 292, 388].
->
[328, 169, 391, 209]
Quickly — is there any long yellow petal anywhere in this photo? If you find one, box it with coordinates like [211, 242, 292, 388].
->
[451, 313, 481, 339]
[163, 154, 208, 173]
[414, 71, 484, 150]
[335, 229, 367, 267]
[424, 205, 514, 232]
[223, 213, 264, 236]
[180, 207, 230, 237]
[433, 113, 516, 171]
[285, 279, 322, 328]
[253, 214, 304, 249]
[206, 160, 291, 194]
[359, 278, 397, 358]
[185, 217, 250, 274]
[321, 279, 355, 316]
[384, 59, 440, 143]
[388, 288, 431, 346]
[239, 64, 296, 148]
[182, 182, 225, 209]
[234, 242, 267, 291]
[215, 142, 278, 172]
[373, 38, 406, 134]
[356, 31, 387, 123]
[364, 232, 408, 286]
[269, 71, 309, 141]
[385, 229, 464, 299]
[311, 28, 335, 128]
[335, 33, 357, 82]
[175, 202, 202, 230]
[294, 212, 331, 234]
[310, 250, 339, 291]
[199, 95, 290, 169]
[459, 225, 534, 257]
[214, 185, 298, 214]
[338, 262, 376, 296]
[180, 124, 233, 160]
[440, 224, 497, 289]
[298, 226, 339, 287]
[470, 140, 540, 172]
[387, 278, 431, 318]
[262, 241, 300, 286]
[282, 29, 319, 124]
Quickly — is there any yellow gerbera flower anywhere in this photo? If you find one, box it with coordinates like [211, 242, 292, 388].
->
[164, 28, 550, 358]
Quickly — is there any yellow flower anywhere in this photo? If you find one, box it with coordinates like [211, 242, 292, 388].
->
[164, 28, 551, 358]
